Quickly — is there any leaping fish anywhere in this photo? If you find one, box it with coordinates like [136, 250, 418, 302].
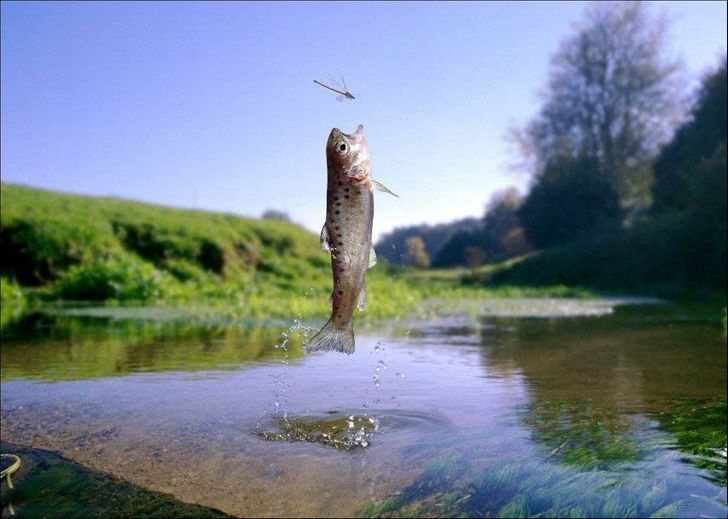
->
[304, 125, 397, 355]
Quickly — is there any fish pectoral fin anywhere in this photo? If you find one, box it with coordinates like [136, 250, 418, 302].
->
[372, 179, 399, 198]
[368, 246, 377, 269]
[357, 286, 367, 311]
[320, 224, 331, 252]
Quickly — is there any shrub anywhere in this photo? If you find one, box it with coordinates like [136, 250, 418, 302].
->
[55, 255, 177, 301]
[1, 277, 28, 329]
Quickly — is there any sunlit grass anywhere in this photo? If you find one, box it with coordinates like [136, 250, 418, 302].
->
[0, 182, 630, 331]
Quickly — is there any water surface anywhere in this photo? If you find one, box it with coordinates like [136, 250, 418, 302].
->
[1, 300, 725, 517]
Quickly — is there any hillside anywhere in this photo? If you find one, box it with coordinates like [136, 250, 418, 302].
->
[1, 182, 327, 286]
[0, 183, 420, 325]
[0, 183, 604, 331]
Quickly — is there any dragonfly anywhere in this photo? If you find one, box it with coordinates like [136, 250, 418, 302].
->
[313, 71, 356, 101]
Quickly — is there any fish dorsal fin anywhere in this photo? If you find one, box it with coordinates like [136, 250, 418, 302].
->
[368, 246, 377, 268]
[320, 224, 331, 252]
[372, 179, 399, 198]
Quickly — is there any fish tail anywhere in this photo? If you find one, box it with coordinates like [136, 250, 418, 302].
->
[304, 319, 355, 355]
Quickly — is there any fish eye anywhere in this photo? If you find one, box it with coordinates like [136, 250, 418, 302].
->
[335, 141, 348, 154]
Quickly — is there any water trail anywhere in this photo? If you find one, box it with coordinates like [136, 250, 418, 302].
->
[259, 315, 316, 433]
[363, 340, 405, 411]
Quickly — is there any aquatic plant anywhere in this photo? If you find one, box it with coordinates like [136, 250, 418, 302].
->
[357, 399, 727, 517]
[651, 398, 727, 486]
[0, 442, 228, 517]
[522, 402, 640, 469]
[357, 453, 725, 518]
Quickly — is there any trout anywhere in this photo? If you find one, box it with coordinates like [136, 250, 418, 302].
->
[305, 125, 396, 355]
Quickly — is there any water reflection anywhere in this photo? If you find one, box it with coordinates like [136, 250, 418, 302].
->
[1, 302, 725, 517]
[476, 310, 726, 474]
[360, 307, 726, 518]
[1, 312, 304, 381]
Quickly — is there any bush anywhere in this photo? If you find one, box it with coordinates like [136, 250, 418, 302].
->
[1, 277, 28, 329]
[55, 255, 177, 301]
[0, 220, 110, 285]
[164, 258, 207, 282]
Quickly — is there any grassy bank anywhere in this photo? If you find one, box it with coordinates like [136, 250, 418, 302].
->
[1, 183, 594, 331]
[489, 213, 727, 305]
[0, 183, 403, 323]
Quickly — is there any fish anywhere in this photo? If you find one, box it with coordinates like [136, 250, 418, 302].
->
[305, 124, 397, 355]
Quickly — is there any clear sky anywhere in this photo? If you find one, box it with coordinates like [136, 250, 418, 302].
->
[2, 1, 726, 241]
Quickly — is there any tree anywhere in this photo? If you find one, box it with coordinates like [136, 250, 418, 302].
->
[404, 236, 430, 269]
[499, 227, 531, 258]
[432, 188, 532, 267]
[514, 2, 685, 217]
[465, 246, 486, 270]
[482, 187, 524, 242]
[519, 156, 620, 248]
[433, 229, 479, 268]
[375, 218, 481, 267]
[262, 209, 291, 222]
[651, 61, 727, 287]
[652, 62, 727, 214]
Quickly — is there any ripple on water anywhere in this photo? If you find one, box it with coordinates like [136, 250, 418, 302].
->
[255, 409, 453, 451]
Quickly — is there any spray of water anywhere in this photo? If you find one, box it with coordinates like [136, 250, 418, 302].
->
[260, 316, 318, 432]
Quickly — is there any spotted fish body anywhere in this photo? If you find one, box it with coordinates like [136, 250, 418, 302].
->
[305, 125, 378, 355]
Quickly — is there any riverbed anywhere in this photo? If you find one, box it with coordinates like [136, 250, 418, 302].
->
[1, 299, 725, 517]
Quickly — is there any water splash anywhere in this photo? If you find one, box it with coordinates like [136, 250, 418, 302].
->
[257, 411, 380, 451]
[265, 316, 317, 428]
[366, 340, 406, 407]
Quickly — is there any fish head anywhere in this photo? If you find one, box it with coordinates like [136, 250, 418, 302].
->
[327, 125, 371, 186]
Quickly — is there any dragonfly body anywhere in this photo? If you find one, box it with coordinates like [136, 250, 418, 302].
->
[313, 79, 355, 101]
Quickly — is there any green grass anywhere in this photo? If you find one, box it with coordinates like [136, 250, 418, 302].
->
[0, 183, 605, 330]
[0, 277, 27, 329]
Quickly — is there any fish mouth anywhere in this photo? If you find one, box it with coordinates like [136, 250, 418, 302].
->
[347, 164, 369, 183]
[330, 125, 364, 140]
[348, 173, 370, 185]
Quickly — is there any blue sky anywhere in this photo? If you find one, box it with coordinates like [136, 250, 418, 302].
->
[2, 1, 726, 241]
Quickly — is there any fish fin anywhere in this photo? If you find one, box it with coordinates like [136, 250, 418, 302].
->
[357, 286, 367, 311]
[372, 179, 399, 197]
[368, 246, 377, 268]
[320, 224, 331, 252]
[304, 319, 355, 355]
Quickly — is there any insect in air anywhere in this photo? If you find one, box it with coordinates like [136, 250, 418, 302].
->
[313, 71, 356, 101]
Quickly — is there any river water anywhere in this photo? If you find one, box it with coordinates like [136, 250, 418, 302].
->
[1, 299, 726, 517]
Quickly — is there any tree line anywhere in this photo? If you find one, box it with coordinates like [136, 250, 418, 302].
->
[377, 2, 726, 294]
